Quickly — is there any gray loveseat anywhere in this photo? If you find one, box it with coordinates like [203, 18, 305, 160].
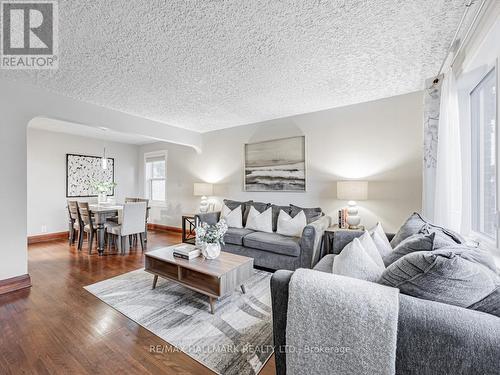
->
[271, 230, 500, 375]
[196, 200, 331, 271]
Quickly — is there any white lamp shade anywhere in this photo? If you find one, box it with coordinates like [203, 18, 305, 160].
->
[337, 181, 368, 201]
[193, 183, 214, 196]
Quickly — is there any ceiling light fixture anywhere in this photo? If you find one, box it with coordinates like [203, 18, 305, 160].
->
[102, 147, 108, 170]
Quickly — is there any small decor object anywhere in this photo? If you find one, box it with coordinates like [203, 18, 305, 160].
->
[337, 181, 368, 229]
[195, 219, 228, 260]
[66, 154, 115, 197]
[173, 245, 201, 260]
[193, 183, 214, 213]
[244, 136, 306, 192]
[92, 181, 118, 205]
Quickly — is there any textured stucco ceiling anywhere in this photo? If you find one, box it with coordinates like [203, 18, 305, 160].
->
[2, 0, 467, 132]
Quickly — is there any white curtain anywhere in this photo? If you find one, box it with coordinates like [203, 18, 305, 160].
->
[433, 71, 462, 232]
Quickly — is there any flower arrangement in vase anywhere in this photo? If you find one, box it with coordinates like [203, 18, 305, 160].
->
[195, 219, 228, 260]
[92, 181, 117, 205]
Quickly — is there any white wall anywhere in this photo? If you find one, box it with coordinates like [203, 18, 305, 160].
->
[142, 91, 423, 232]
[27, 128, 140, 236]
[0, 79, 198, 282]
[138, 142, 199, 227]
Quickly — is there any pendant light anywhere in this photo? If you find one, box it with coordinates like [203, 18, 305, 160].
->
[102, 147, 108, 170]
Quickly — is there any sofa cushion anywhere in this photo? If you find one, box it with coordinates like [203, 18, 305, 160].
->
[277, 209, 307, 237]
[369, 223, 393, 257]
[243, 231, 301, 257]
[358, 231, 385, 268]
[333, 238, 385, 282]
[245, 206, 273, 233]
[383, 233, 435, 267]
[390, 212, 463, 248]
[379, 248, 499, 308]
[223, 227, 255, 246]
[468, 286, 500, 318]
[244, 201, 271, 224]
[221, 204, 243, 229]
[223, 199, 253, 225]
[313, 254, 336, 273]
[272, 204, 291, 232]
[290, 204, 322, 224]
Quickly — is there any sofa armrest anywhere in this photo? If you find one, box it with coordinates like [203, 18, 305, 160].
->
[271, 270, 294, 375]
[271, 269, 500, 375]
[194, 211, 221, 225]
[397, 293, 500, 374]
[299, 215, 331, 268]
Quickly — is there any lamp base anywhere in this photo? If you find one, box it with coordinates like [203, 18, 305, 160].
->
[346, 200, 361, 229]
[199, 196, 209, 213]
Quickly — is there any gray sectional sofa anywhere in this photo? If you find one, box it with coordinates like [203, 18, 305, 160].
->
[196, 200, 331, 271]
[271, 220, 500, 374]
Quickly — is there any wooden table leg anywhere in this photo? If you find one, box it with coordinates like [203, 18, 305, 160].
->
[209, 297, 215, 314]
[152, 275, 158, 290]
[97, 222, 105, 256]
[241, 284, 246, 294]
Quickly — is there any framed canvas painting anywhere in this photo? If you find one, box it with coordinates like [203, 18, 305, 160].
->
[244, 136, 306, 192]
[66, 154, 115, 197]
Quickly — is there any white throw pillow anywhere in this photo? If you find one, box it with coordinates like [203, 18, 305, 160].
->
[245, 206, 273, 233]
[332, 238, 385, 282]
[277, 209, 307, 237]
[369, 223, 393, 257]
[358, 231, 385, 268]
[220, 204, 243, 229]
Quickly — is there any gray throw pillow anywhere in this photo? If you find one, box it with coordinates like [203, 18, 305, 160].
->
[379, 249, 499, 308]
[391, 212, 463, 248]
[468, 286, 500, 318]
[437, 244, 498, 273]
[290, 204, 322, 224]
[383, 233, 435, 267]
[223, 199, 252, 210]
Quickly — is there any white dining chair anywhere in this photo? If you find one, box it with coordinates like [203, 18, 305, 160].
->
[106, 202, 147, 255]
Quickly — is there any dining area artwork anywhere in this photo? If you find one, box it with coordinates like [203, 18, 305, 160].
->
[65, 153, 150, 256]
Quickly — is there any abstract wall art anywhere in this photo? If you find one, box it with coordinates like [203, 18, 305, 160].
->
[244, 136, 306, 192]
[66, 154, 115, 197]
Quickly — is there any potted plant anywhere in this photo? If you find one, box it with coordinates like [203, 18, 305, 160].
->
[195, 219, 228, 259]
[92, 181, 117, 204]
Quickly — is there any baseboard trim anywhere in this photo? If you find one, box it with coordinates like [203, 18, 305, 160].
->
[28, 231, 69, 245]
[0, 274, 32, 295]
[147, 223, 182, 233]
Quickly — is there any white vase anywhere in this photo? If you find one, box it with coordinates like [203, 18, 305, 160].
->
[98, 193, 107, 205]
[202, 242, 221, 260]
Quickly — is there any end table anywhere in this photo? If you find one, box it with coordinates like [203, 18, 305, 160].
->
[182, 214, 198, 244]
[323, 224, 365, 255]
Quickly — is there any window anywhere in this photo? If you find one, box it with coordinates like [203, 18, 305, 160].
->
[471, 68, 497, 241]
[145, 152, 167, 203]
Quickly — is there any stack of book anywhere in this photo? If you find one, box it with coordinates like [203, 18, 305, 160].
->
[173, 245, 201, 260]
[338, 208, 349, 229]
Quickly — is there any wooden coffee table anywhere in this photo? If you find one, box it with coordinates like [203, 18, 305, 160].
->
[144, 245, 254, 314]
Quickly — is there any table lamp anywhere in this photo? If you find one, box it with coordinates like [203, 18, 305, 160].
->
[337, 181, 368, 229]
[193, 183, 214, 213]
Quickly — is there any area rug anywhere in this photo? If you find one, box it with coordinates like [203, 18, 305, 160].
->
[84, 268, 273, 375]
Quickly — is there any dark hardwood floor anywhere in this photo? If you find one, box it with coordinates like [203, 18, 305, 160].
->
[0, 230, 276, 375]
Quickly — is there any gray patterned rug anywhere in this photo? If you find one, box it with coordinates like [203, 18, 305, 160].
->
[84, 268, 273, 375]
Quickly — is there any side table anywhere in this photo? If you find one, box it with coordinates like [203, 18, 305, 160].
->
[323, 224, 365, 255]
[182, 214, 198, 244]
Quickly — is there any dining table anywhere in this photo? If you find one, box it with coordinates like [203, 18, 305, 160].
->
[88, 204, 150, 256]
